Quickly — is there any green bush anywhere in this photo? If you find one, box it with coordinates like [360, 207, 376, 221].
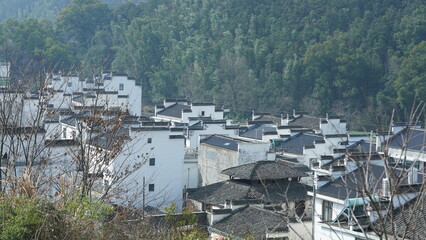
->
[0, 194, 113, 240]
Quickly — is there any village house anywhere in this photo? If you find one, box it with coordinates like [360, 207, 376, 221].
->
[385, 127, 425, 174]
[46, 71, 142, 116]
[88, 121, 186, 211]
[308, 156, 423, 240]
[187, 160, 312, 239]
[154, 99, 225, 124]
[239, 121, 279, 142]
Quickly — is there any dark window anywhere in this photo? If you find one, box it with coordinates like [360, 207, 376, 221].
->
[147, 138, 152, 143]
[149, 158, 155, 166]
[322, 200, 333, 221]
[201, 111, 205, 116]
[295, 201, 306, 217]
[119, 83, 124, 90]
[62, 128, 67, 138]
[67, 82, 72, 87]
[148, 184, 154, 192]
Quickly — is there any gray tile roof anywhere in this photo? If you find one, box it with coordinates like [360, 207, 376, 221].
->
[89, 127, 130, 150]
[187, 180, 310, 206]
[253, 113, 282, 125]
[156, 103, 191, 119]
[317, 163, 422, 200]
[211, 205, 288, 239]
[221, 161, 308, 180]
[187, 180, 251, 205]
[60, 116, 77, 127]
[317, 164, 386, 199]
[387, 128, 425, 152]
[200, 135, 241, 151]
[280, 133, 324, 155]
[239, 124, 277, 140]
[375, 196, 426, 239]
[348, 140, 377, 153]
[285, 114, 321, 130]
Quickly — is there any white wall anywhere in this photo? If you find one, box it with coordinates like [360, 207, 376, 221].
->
[0, 62, 10, 78]
[183, 158, 199, 188]
[104, 128, 185, 211]
[320, 119, 346, 135]
[103, 75, 142, 116]
[388, 147, 425, 162]
[238, 141, 271, 165]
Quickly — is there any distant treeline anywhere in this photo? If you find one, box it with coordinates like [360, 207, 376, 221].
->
[0, 0, 425, 127]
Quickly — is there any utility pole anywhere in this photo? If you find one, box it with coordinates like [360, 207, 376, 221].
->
[142, 176, 145, 220]
[312, 170, 317, 240]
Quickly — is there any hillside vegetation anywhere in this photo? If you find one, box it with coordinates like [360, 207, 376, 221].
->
[0, 0, 425, 128]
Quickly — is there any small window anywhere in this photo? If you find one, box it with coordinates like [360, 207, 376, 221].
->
[310, 158, 319, 168]
[119, 83, 124, 90]
[147, 138, 152, 144]
[149, 158, 155, 166]
[148, 184, 155, 192]
[67, 82, 72, 87]
[62, 128, 67, 139]
[322, 200, 333, 221]
[201, 111, 205, 116]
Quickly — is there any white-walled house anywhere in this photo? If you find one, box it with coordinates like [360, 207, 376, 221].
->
[101, 72, 142, 116]
[185, 119, 240, 149]
[385, 128, 425, 171]
[46, 72, 142, 116]
[91, 124, 186, 211]
[239, 122, 279, 143]
[280, 111, 347, 136]
[154, 99, 225, 124]
[182, 120, 240, 189]
[309, 161, 423, 240]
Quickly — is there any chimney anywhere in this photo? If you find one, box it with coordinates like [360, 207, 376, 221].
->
[382, 178, 390, 199]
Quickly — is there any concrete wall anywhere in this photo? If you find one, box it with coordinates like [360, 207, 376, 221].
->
[198, 144, 238, 186]
[238, 141, 271, 165]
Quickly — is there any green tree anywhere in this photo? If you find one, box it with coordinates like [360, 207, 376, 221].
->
[394, 41, 426, 112]
[56, 0, 111, 49]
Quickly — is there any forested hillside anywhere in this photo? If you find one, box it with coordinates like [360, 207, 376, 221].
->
[0, 0, 425, 128]
[0, 0, 145, 22]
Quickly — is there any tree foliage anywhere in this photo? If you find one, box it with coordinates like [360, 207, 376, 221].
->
[1, 0, 425, 122]
[56, 0, 111, 49]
